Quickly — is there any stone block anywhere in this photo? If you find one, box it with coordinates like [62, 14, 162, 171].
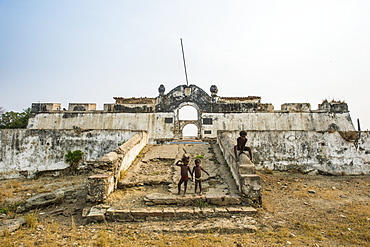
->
[239, 164, 256, 174]
[17, 189, 65, 213]
[240, 206, 258, 216]
[162, 208, 175, 217]
[0, 217, 26, 235]
[130, 208, 149, 217]
[87, 206, 106, 223]
[175, 207, 193, 217]
[206, 195, 241, 206]
[106, 208, 133, 222]
[214, 207, 229, 217]
[99, 152, 118, 163]
[201, 207, 215, 216]
[146, 208, 164, 217]
[87, 173, 115, 202]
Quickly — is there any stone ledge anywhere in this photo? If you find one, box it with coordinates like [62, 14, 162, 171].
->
[144, 193, 241, 206]
[102, 206, 257, 222]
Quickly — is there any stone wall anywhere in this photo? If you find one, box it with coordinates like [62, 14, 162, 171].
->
[28, 111, 355, 141]
[86, 132, 148, 202]
[217, 132, 262, 205]
[28, 84, 356, 142]
[220, 130, 370, 175]
[0, 129, 140, 179]
[27, 112, 175, 141]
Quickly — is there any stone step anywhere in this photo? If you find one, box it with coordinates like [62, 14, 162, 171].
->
[100, 206, 257, 222]
[144, 193, 241, 206]
[86, 205, 257, 223]
[137, 218, 258, 233]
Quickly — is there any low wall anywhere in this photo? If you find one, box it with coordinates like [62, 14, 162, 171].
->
[0, 129, 140, 179]
[220, 130, 370, 175]
[217, 133, 262, 205]
[86, 132, 148, 202]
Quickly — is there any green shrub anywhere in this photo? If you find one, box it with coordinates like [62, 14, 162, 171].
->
[65, 150, 84, 174]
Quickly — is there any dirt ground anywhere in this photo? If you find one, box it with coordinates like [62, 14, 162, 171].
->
[1, 171, 369, 246]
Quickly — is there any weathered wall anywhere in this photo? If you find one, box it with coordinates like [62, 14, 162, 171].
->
[220, 130, 370, 175]
[217, 132, 262, 205]
[28, 111, 355, 141]
[0, 129, 141, 179]
[87, 132, 148, 202]
[28, 112, 174, 141]
[202, 112, 355, 135]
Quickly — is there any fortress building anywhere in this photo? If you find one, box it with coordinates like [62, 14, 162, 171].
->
[1, 84, 369, 180]
[29, 84, 355, 142]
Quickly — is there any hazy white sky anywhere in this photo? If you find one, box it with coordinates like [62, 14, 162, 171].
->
[0, 0, 369, 130]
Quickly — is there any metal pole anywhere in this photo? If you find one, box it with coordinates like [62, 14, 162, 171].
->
[180, 38, 189, 86]
[357, 118, 361, 131]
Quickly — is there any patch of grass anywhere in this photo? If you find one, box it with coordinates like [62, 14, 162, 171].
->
[196, 199, 208, 208]
[195, 155, 204, 159]
[0, 202, 21, 215]
[118, 140, 127, 146]
[120, 170, 127, 179]
[25, 212, 38, 231]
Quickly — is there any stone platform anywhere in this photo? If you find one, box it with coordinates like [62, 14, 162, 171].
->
[86, 204, 257, 223]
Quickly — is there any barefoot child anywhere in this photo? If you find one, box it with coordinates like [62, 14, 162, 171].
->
[192, 159, 209, 195]
[234, 130, 253, 162]
[176, 156, 193, 195]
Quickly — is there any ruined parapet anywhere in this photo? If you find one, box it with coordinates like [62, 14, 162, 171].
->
[31, 103, 61, 112]
[318, 100, 349, 113]
[68, 103, 96, 111]
[86, 132, 148, 202]
[281, 103, 311, 112]
[217, 131, 262, 206]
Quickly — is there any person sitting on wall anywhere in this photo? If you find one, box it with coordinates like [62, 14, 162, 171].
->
[234, 130, 253, 162]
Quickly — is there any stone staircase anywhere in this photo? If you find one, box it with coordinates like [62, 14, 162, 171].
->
[85, 141, 258, 230]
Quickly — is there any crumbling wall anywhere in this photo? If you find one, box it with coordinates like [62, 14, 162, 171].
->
[27, 112, 174, 142]
[217, 133, 262, 205]
[86, 132, 148, 202]
[221, 130, 370, 175]
[0, 129, 140, 179]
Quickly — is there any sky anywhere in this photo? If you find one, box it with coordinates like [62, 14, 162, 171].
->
[0, 0, 369, 130]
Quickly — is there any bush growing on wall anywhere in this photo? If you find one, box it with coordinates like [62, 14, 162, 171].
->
[65, 150, 84, 174]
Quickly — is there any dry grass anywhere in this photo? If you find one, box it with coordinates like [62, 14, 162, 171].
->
[1, 172, 369, 246]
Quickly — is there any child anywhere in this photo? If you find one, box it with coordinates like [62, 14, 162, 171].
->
[192, 159, 209, 195]
[176, 156, 193, 195]
[234, 130, 253, 162]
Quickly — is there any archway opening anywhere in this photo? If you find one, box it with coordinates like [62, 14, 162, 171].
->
[182, 124, 198, 139]
[179, 105, 197, 120]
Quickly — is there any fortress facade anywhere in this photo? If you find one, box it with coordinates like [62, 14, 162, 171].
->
[29, 84, 355, 142]
[1, 84, 369, 179]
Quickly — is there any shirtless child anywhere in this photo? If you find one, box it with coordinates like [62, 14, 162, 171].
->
[234, 130, 253, 162]
[176, 156, 193, 195]
[192, 159, 209, 195]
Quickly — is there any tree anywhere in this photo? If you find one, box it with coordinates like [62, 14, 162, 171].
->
[0, 108, 31, 129]
[65, 150, 84, 174]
